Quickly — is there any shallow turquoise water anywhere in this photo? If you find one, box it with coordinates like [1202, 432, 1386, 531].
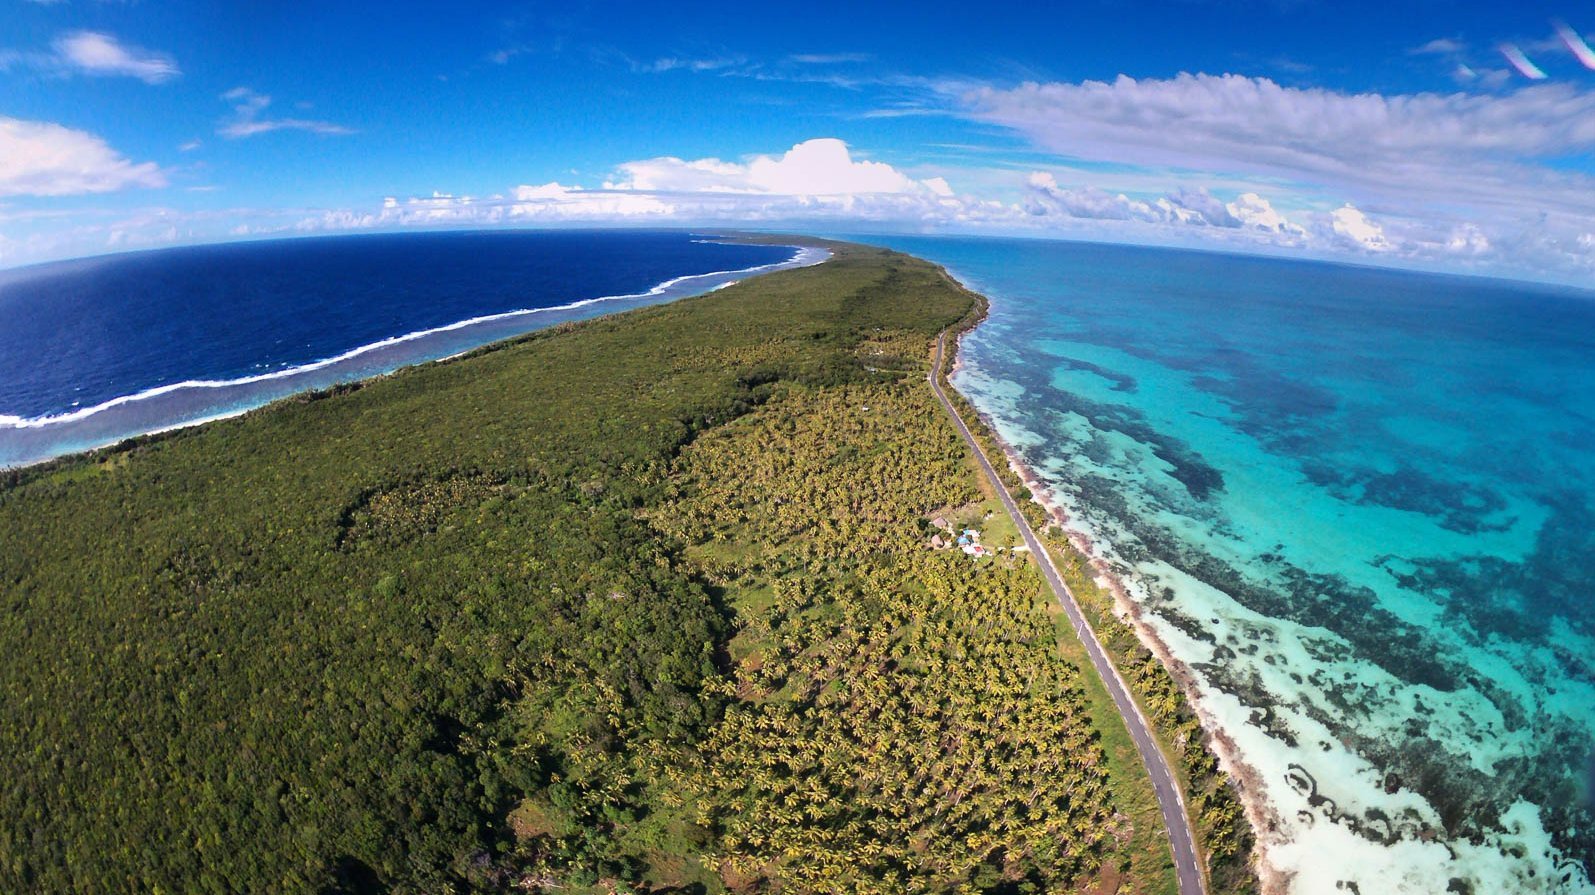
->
[865, 235, 1595, 894]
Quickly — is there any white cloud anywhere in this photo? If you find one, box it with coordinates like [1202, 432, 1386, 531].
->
[177, 135, 1595, 283]
[1025, 173, 1150, 221]
[1021, 171, 1475, 262]
[486, 45, 531, 65]
[1166, 187, 1238, 227]
[1227, 192, 1307, 238]
[1446, 222, 1492, 255]
[1025, 172, 1276, 232]
[0, 116, 165, 197]
[608, 138, 934, 196]
[961, 74, 1595, 210]
[53, 31, 179, 84]
[277, 140, 1008, 239]
[1412, 38, 1466, 56]
[11, 128, 1595, 285]
[510, 183, 674, 217]
[643, 56, 746, 74]
[312, 186, 679, 232]
[1327, 204, 1393, 252]
[950, 69, 1595, 280]
[218, 87, 353, 139]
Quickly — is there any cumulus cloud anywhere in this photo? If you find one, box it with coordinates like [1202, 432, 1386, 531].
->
[277, 139, 1011, 239]
[608, 138, 933, 196]
[1024, 172, 1297, 235]
[1227, 192, 1307, 238]
[1168, 187, 1238, 227]
[52, 31, 179, 83]
[1022, 171, 1453, 259]
[1446, 222, 1492, 255]
[1326, 204, 1393, 252]
[0, 116, 165, 197]
[218, 87, 353, 138]
[1025, 173, 1146, 221]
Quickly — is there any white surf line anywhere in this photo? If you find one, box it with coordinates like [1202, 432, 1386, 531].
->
[0, 244, 829, 432]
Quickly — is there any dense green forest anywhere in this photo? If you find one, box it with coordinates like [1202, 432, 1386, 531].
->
[0, 242, 1254, 893]
[932, 310, 1258, 895]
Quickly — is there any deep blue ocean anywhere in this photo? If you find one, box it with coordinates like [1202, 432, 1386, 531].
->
[865, 235, 1595, 895]
[0, 230, 810, 467]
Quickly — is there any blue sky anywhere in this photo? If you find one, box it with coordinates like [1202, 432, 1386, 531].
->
[5, 0, 1595, 283]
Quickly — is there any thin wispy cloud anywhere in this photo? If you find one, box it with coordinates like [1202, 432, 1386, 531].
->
[53, 31, 179, 83]
[623, 49, 937, 93]
[788, 53, 873, 65]
[0, 31, 179, 83]
[860, 105, 957, 119]
[642, 55, 747, 74]
[1411, 37, 1466, 56]
[486, 45, 534, 65]
[218, 88, 354, 139]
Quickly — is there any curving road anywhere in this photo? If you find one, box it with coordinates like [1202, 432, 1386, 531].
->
[930, 331, 1207, 895]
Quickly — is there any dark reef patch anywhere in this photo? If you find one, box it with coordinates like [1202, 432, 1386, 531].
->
[1302, 461, 1513, 536]
[1056, 356, 1138, 392]
[1388, 494, 1595, 647]
[1084, 479, 1463, 691]
[1010, 349, 1225, 501]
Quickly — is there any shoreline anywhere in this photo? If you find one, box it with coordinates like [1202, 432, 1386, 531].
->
[0, 243, 829, 470]
[942, 278, 1285, 894]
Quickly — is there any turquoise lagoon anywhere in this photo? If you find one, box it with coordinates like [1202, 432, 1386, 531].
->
[869, 236, 1595, 894]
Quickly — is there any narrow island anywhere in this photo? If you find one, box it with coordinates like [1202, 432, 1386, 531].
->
[0, 240, 1257, 894]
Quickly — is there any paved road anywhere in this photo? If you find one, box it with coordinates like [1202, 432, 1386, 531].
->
[930, 331, 1207, 895]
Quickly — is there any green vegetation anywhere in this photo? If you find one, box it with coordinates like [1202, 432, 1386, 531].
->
[654, 382, 1120, 894]
[1044, 538, 1258, 895]
[0, 241, 1252, 894]
[933, 299, 1257, 894]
